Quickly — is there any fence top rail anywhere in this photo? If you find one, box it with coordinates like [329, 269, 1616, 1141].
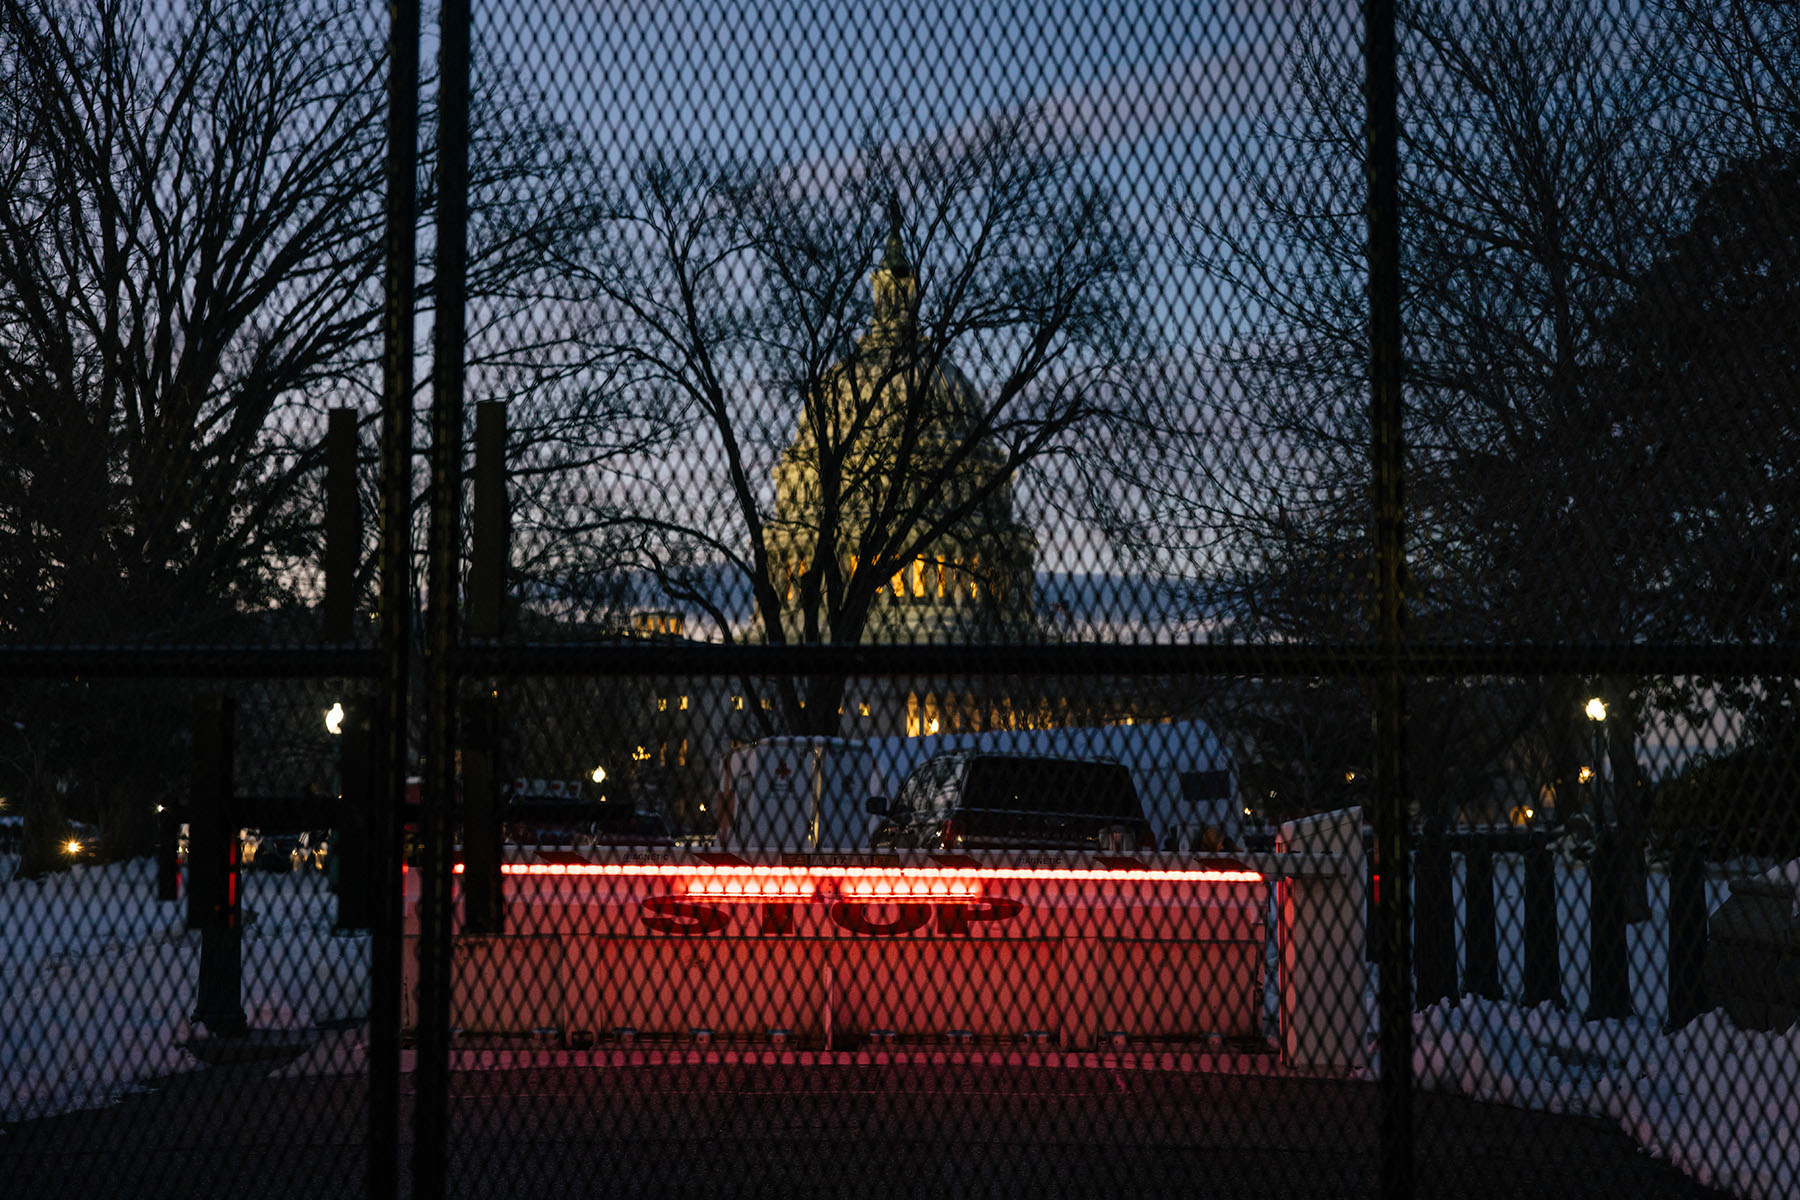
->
[447, 640, 1800, 679]
[2, 640, 1793, 680]
[0, 644, 382, 680]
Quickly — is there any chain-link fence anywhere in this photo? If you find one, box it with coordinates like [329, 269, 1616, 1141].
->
[3, 1, 1797, 1197]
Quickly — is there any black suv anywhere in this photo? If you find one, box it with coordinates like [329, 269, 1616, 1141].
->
[869, 751, 1157, 852]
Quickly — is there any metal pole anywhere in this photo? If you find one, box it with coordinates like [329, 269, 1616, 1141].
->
[324, 407, 361, 643]
[370, 0, 419, 1194]
[1522, 840, 1562, 1008]
[1365, 0, 1412, 1195]
[417, 0, 471, 1190]
[462, 403, 507, 934]
[189, 693, 247, 1039]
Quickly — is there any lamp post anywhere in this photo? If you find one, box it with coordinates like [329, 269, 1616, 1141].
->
[1584, 696, 1607, 830]
[1584, 693, 1630, 1019]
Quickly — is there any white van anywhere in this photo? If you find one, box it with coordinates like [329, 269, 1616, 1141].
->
[715, 737, 876, 852]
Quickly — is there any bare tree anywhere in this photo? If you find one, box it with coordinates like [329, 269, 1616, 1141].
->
[0, 0, 602, 868]
[556, 116, 1146, 735]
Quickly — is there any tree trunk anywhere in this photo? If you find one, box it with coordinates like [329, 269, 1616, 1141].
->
[18, 788, 72, 879]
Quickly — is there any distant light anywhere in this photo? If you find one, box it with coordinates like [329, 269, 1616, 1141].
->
[155, 804, 165, 814]
[63, 838, 82, 857]
[325, 702, 345, 735]
[1584, 697, 1607, 722]
[590, 765, 607, 784]
[698, 804, 708, 813]
[1578, 766, 1595, 784]
[1344, 770, 1356, 783]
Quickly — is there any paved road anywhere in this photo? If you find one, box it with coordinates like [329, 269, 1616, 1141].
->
[2, 1056, 1730, 1199]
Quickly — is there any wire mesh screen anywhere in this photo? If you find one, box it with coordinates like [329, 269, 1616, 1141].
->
[2, 0, 1798, 1198]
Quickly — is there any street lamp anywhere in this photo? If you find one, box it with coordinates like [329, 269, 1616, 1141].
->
[324, 702, 345, 736]
[590, 765, 607, 785]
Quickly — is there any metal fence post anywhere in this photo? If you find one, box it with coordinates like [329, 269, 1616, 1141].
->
[1414, 833, 1457, 1008]
[1666, 840, 1706, 1030]
[324, 407, 361, 643]
[371, 0, 421, 1194]
[156, 804, 181, 903]
[1586, 830, 1632, 1020]
[463, 402, 508, 935]
[189, 693, 247, 1038]
[334, 695, 375, 932]
[416, 0, 472, 1190]
[1365, 0, 1412, 1194]
[1522, 841, 1562, 1008]
[1461, 841, 1500, 1000]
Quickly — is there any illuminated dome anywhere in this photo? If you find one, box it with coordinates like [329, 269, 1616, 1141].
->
[765, 201, 1036, 644]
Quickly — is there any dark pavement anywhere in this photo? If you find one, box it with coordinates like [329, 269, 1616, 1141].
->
[1, 1056, 1731, 1199]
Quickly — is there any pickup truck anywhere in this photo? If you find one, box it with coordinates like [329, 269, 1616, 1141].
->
[867, 750, 1158, 852]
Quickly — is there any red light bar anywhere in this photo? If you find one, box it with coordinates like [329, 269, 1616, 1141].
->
[454, 862, 1262, 886]
[832, 870, 982, 900]
[675, 870, 816, 900]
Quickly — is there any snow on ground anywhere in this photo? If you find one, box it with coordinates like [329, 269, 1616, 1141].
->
[0, 856, 368, 1122]
[1405, 853, 1799, 1200]
[3, 851, 1797, 1200]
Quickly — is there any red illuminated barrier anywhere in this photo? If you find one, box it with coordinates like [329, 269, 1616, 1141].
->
[451, 861, 1263, 900]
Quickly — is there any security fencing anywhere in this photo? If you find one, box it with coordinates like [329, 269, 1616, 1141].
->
[2, 1, 1797, 1198]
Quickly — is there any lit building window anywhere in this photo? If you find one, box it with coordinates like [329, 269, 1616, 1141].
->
[906, 691, 920, 738]
[678, 695, 689, 711]
[731, 695, 745, 711]
[656, 697, 667, 712]
[911, 557, 926, 598]
[859, 701, 871, 718]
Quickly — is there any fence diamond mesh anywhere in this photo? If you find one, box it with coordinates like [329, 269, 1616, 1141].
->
[2, 1, 1797, 1198]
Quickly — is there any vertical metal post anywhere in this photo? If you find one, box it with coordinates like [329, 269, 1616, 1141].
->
[156, 804, 180, 903]
[469, 402, 507, 639]
[1666, 840, 1706, 1031]
[1412, 832, 1456, 1007]
[1522, 841, 1562, 1008]
[324, 407, 361, 642]
[189, 693, 247, 1038]
[463, 403, 507, 934]
[1461, 841, 1500, 1000]
[1586, 831, 1633, 1020]
[371, 0, 420, 1194]
[417, 0, 472, 1190]
[1365, 0, 1412, 1195]
[335, 695, 375, 932]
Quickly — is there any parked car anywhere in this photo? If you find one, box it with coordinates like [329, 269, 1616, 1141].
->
[868, 751, 1157, 852]
[246, 830, 303, 873]
[587, 808, 675, 848]
[293, 829, 332, 871]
